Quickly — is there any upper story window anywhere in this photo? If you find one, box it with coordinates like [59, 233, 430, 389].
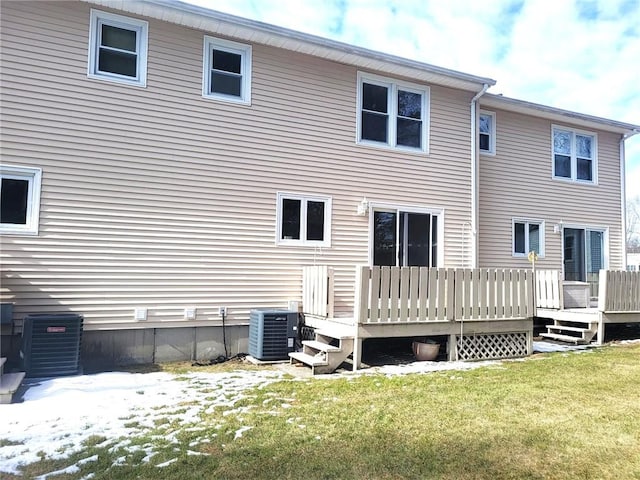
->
[513, 219, 544, 257]
[88, 10, 148, 87]
[479, 111, 496, 154]
[552, 126, 597, 184]
[1, 165, 42, 236]
[276, 192, 331, 247]
[203, 36, 252, 104]
[357, 72, 429, 152]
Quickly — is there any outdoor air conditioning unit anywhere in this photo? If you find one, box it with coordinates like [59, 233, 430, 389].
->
[248, 309, 298, 361]
[20, 313, 83, 378]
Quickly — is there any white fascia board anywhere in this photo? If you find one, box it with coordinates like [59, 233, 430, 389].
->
[82, 0, 496, 92]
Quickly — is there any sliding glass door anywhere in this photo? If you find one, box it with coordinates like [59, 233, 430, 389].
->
[372, 209, 438, 267]
[563, 227, 604, 295]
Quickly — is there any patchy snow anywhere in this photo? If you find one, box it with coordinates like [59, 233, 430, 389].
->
[533, 341, 592, 353]
[3, 341, 632, 476]
[0, 370, 282, 476]
[233, 426, 252, 439]
[156, 458, 178, 468]
[612, 339, 640, 346]
[375, 359, 497, 375]
[35, 464, 80, 480]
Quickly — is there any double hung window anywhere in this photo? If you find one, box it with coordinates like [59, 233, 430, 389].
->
[358, 73, 429, 152]
[203, 37, 252, 104]
[88, 10, 148, 86]
[479, 111, 496, 154]
[553, 127, 597, 183]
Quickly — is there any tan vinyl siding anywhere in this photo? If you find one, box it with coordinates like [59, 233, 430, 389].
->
[1, 1, 474, 329]
[478, 107, 623, 271]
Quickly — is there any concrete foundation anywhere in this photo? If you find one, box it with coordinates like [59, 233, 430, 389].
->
[82, 325, 249, 371]
[1, 325, 249, 373]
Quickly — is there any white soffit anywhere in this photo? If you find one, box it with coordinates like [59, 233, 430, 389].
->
[82, 0, 496, 92]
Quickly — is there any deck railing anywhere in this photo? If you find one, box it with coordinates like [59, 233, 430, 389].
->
[353, 266, 534, 324]
[302, 266, 334, 318]
[536, 270, 563, 309]
[598, 270, 640, 312]
[455, 268, 535, 321]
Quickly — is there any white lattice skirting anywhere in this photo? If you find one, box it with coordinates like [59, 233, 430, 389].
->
[456, 332, 529, 360]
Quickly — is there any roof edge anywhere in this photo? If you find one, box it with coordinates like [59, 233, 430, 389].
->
[482, 93, 640, 134]
[82, 0, 496, 90]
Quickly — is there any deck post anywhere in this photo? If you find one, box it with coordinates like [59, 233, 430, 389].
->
[596, 311, 605, 346]
[352, 335, 362, 372]
[448, 333, 458, 361]
[597, 269, 607, 312]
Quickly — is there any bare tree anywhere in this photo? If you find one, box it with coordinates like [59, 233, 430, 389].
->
[627, 195, 640, 253]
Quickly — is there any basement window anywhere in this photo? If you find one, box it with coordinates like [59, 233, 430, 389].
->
[0, 165, 42, 235]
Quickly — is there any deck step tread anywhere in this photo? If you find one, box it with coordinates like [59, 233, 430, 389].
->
[0, 371, 25, 395]
[539, 332, 585, 344]
[289, 351, 329, 367]
[302, 340, 341, 352]
[315, 329, 354, 340]
[546, 325, 592, 333]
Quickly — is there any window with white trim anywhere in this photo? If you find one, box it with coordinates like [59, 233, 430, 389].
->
[276, 193, 331, 247]
[88, 10, 148, 86]
[203, 36, 252, 104]
[1, 165, 42, 235]
[513, 219, 544, 257]
[479, 111, 496, 154]
[552, 126, 597, 183]
[357, 72, 429, 152]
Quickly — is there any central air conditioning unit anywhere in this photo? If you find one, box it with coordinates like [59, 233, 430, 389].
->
[20, 313, 83, 378]
[248, 309, 298, 361]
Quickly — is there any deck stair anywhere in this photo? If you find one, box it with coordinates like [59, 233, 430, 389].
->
[289, 329, 354, 375]
[540, 319, 598, 345]
[0, 357, 26, 404]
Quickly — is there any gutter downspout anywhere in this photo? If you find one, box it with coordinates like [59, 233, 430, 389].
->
[470, 84, 490, 269]
[621, 129, 640, 269]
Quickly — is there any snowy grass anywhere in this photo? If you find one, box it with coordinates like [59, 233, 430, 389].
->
[2, 342, 640, 479]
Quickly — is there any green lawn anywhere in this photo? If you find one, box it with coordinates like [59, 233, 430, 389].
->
[12, 343, 640, 480]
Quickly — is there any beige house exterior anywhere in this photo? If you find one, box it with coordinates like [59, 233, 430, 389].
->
[1, 0, 638, 367]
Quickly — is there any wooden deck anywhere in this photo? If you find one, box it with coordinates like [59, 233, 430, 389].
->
[295, 266, 535, 372]
[536, 270, 640, 345]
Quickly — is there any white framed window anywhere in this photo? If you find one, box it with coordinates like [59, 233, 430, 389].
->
[1, 165, 42, 235]
[479, 111, 496, 154]
[88, 10, 148, 87]
[357, 72, 429, 153]
[203, 36, 252, 104]
[552, 126, 597, 184]
[276, 192, 331, 247]
[513, 219, 544, 257]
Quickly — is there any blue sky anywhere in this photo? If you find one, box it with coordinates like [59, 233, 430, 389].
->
[186, 0, 640, 200]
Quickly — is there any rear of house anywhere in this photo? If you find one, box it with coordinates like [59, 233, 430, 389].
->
[478, 94, 632, 296]
[1, 0, 493, 367]
[2, 1, 638, 370]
